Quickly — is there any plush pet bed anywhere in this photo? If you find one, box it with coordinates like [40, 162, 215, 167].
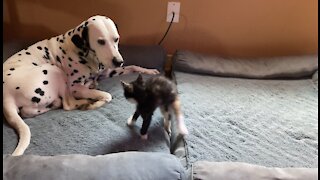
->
[172, 50, 318, 169]
[3, 41, 318, 179]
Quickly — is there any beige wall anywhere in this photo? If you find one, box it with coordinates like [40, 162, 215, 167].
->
[4, 0, 318, 57]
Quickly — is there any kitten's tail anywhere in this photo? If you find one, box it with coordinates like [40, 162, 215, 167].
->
[164, 69, 177, 85]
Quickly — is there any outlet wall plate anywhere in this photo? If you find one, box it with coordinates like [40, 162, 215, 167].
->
[167, 2, 180, 23]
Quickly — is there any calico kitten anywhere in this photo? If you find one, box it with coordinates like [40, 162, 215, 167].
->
[121, 74, 188, 140]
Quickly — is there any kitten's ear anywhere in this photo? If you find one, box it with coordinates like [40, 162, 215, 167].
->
[136, 74, 143, 84]
[120, 80, 130, 88]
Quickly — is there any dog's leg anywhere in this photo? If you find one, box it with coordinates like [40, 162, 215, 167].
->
[101, 65, 160, 79]
[60, 87, 92, 111]
[72, 84, 112, 110]
[160, 105, 172, 136]
[171, 98, 188, 136]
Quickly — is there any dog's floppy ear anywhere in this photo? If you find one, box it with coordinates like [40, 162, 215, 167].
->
[71, 26, 90, 50]
[71, 34, 84, 49]
[82, 26, 89, 48]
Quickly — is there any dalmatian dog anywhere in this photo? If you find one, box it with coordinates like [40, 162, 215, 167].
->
[3, 15, 159, 156]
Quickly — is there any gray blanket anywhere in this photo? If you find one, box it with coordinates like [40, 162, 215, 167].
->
[175, 72, 318, 168]
[3, 73, 170, 155]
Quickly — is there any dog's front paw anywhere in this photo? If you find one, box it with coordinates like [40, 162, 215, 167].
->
[143, 69, 160, 75]
[141, 134, 148, 140]
[102, 92, 112, 103]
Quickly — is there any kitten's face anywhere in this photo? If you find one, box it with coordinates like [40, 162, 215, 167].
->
[121, 74, 144, 103]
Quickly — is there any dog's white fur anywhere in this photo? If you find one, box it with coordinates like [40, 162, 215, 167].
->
[3, 15, 159, 156]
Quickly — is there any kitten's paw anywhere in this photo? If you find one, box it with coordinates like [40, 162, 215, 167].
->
[141, 134, 148, 140]
[178, 124, 189, 136]
[164, 127, 172, 136]
[127, 115, 135, 126]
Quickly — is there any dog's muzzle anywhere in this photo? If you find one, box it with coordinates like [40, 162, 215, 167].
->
[112, 57, 124, 67]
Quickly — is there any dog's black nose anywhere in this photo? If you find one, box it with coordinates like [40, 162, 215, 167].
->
[112, 57, 123, 67]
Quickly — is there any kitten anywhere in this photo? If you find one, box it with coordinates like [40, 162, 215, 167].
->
[121, 74, 188, 140]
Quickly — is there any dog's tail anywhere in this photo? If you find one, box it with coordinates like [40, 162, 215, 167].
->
[3, 102, 31, 156]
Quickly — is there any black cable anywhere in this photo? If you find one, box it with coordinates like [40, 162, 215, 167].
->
[158, 12, 175, 45]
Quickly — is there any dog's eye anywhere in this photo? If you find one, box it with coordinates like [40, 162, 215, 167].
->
[97, 39, 105, 45]
[114, 38, 119, 43]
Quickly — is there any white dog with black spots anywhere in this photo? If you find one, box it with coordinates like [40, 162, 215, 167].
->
[3, 15, 159, 156]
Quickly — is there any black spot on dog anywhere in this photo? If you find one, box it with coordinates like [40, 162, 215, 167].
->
[71, 73, 74, 76]
[79, 58, 87, 64]
[73, 69, 79, 73]
[26, 52, 31, 55]
[37, 46, 42, 50]
[32, 97, 41, 103]
[78, 52, 84, 56]
[119, 72, 124, 75]
[56, 37, 59, 41]
[19, 107, 23, 111]
[82, 75, 86, 78]
[68, 31, 72, 36]
[43, 81, 48, 85]
[109, 70, 117, 78]
[56, 56, 61, 63]
[43, 47, 50, 60]
[59, 39, 64, 43]
[43, 70, 48, 75]
[46, 103, 54, 109]
[62, 56, 64, 59]
[18, 60, 21, 62]
[84, 21, 89, 26]
[35, 88, 45, 96]
[16, 87, 20, 89]
[77, 26, 82, 31]
[32, 62, 38, 66]
[7, 74, 11, 76]
[18, 53, 22, 56]
[68, 57, 73, 61]
[59, 47, 62, 50]
[73, 80, 81, 84]
[10, 68, 15, 71]
[68, 64, 72, 68]
[93, 18, 95, 21]
[62, 49, 66, 54]
[25, 47, 28, 50]
[38, 110, 41, 113]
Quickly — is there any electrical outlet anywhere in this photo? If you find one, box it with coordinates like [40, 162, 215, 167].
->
[167, 2, 180, 23]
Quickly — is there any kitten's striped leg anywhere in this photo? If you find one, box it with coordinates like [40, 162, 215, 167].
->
[160, 105, 172, 136]
[140, 113, 152, 140]
[172, 98, 188, 136]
